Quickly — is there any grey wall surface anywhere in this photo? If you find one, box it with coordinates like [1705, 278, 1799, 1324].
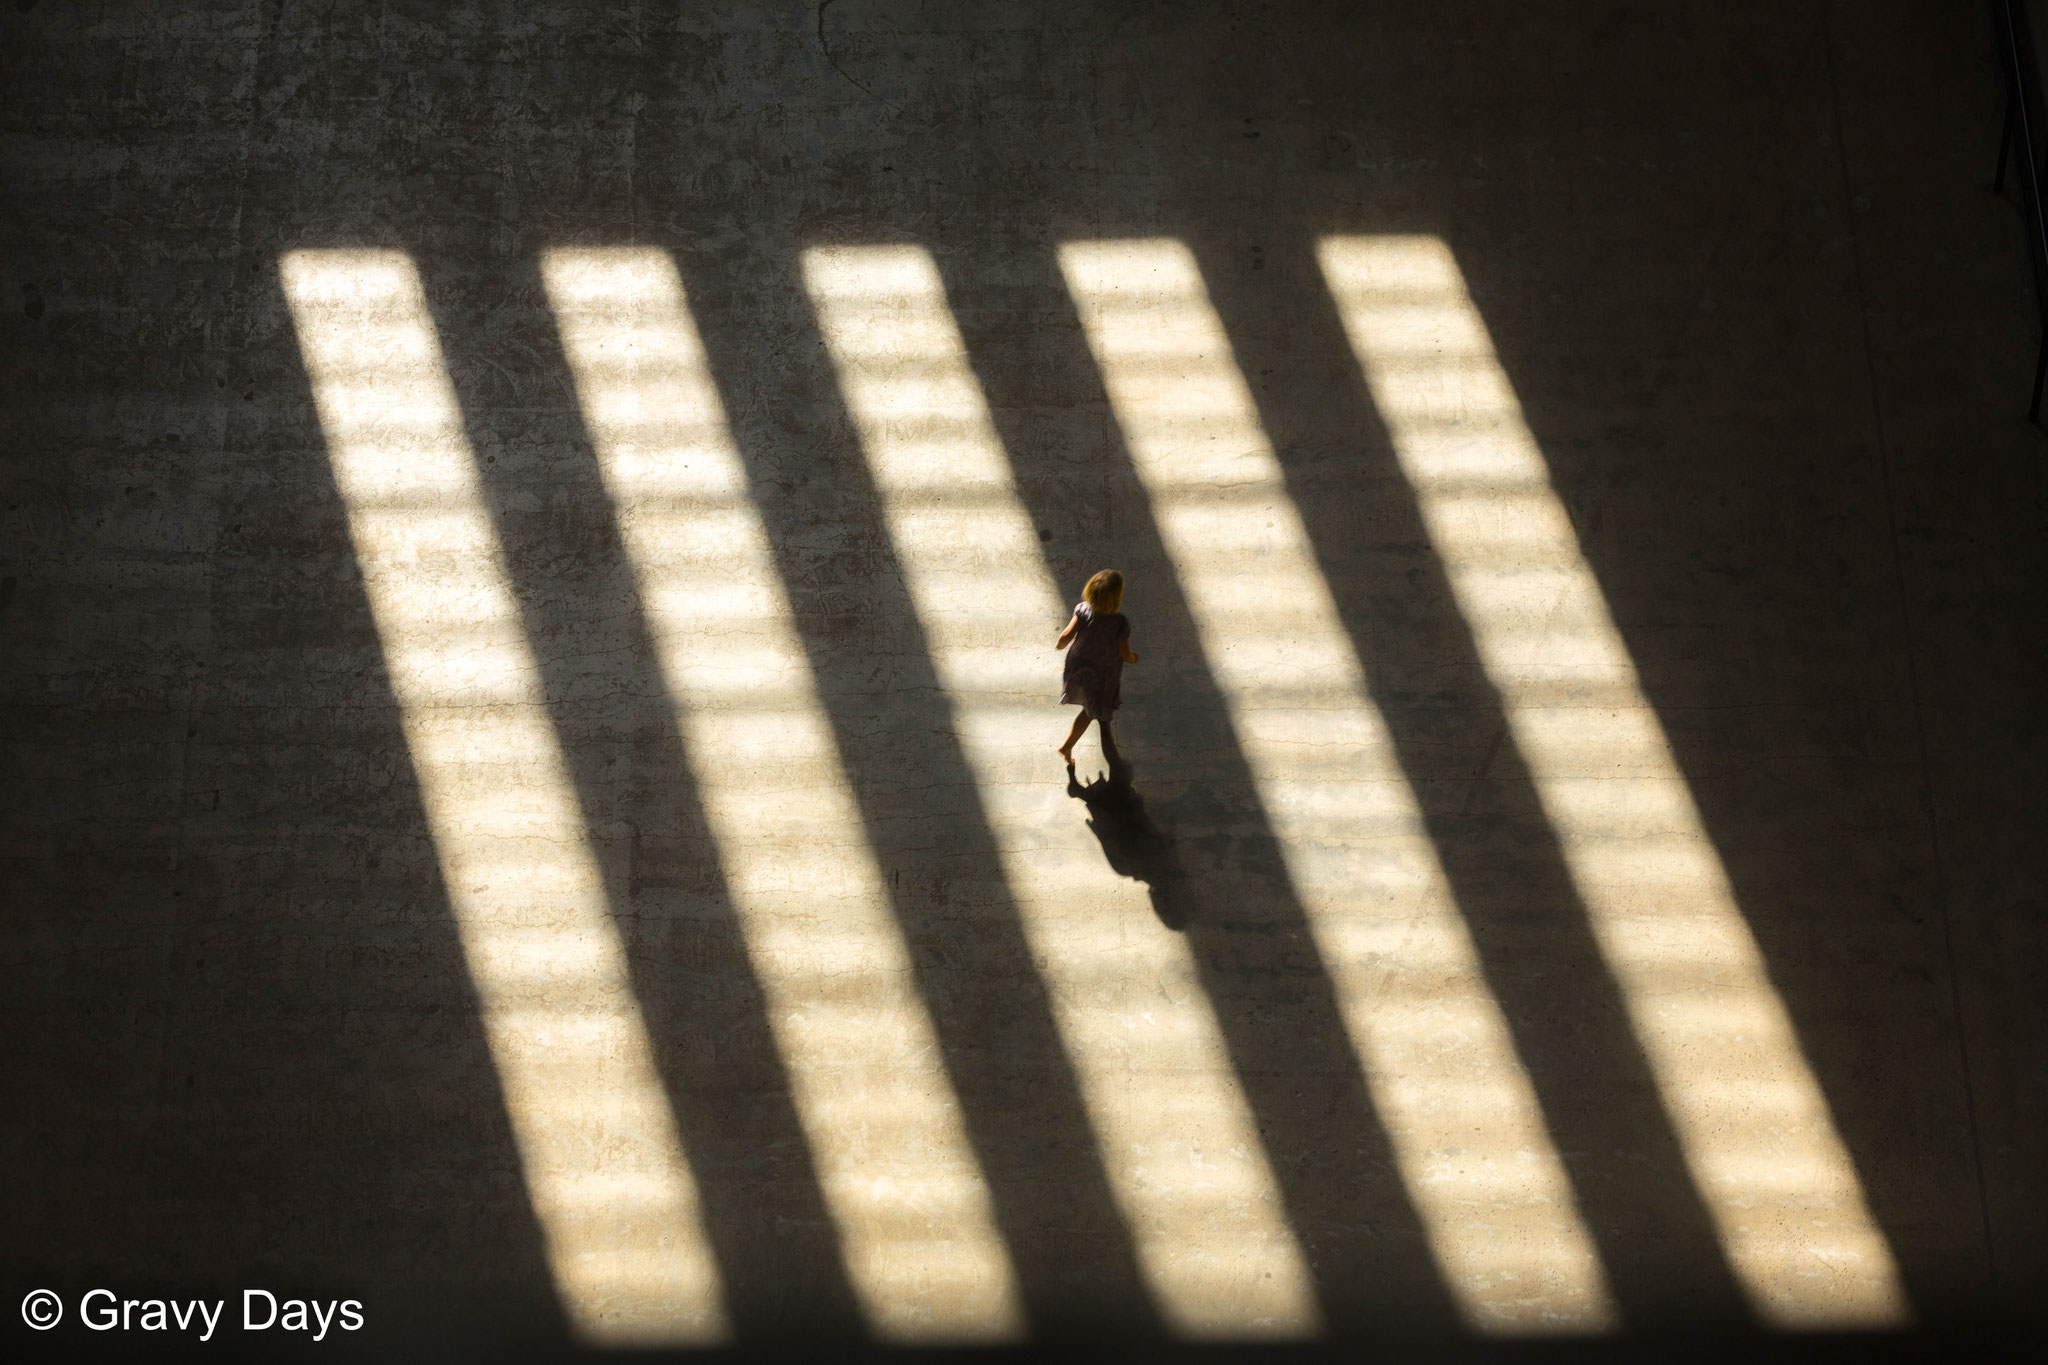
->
[3, 0, 2043, 1349]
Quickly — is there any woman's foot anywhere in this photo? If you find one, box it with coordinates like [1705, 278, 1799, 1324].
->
[1056, 743, 1075, 764]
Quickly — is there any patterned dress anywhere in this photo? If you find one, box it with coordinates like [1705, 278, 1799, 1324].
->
[1060, 602, 1130, 720]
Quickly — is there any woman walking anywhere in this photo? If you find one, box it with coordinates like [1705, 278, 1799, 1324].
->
[1056, 569, 1139, 770]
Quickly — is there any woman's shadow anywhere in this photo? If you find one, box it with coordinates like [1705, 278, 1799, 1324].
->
[1066, 765, 1194, 930]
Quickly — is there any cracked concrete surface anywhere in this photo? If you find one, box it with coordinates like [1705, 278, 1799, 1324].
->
[3, 0, 2045, 1348]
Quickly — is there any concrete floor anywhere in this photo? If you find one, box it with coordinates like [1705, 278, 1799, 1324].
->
[3, 0, 2045, 1350]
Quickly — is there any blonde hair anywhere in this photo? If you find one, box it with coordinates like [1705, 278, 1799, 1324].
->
[1082, 569, 1124, 614]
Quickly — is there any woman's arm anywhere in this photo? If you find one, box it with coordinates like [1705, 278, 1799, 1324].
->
[1119, 638, 1139, 664]
[1055, 612, 1080, 649]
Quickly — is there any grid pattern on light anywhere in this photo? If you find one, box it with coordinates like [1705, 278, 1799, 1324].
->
[1316, 234, 1908, 1328]
[539, 246, 1023, 1343]
[1060, 238, 1616, 1334]
[279, 249, 728, 1344]
[803, 243, 1323, 1340]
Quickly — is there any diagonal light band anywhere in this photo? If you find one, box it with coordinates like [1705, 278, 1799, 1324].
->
[1059, 237, 1616, 1334]
[280, 248, 728, 1344]
[1317, 234, 1908, 1328]
[540, 247, 1024, 1343]
[803, 243, 1323, 1340]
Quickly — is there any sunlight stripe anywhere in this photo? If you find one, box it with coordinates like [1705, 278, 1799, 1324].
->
[1317, 233, 1908, 1327]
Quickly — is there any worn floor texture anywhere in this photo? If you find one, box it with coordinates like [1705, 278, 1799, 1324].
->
[3, 0, 2045, 1352]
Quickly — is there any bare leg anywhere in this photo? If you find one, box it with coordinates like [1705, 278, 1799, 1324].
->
[1057, 709, 1091, 763]
[1099, 715, 1122, 774]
